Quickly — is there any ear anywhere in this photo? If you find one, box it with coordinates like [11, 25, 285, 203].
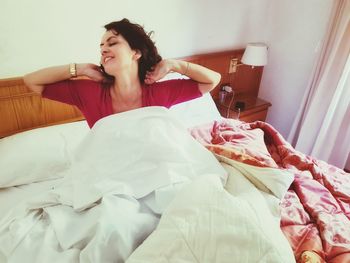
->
[133, 50, 142, 60]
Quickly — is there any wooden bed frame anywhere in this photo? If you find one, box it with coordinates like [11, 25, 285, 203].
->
[0, 49, 264, 138]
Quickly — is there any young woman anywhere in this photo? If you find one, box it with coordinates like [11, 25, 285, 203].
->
[24, 18, 221, 128]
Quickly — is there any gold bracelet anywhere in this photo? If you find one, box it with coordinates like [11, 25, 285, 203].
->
[183, 62, 190, 75]
[69, 63, 77, 78]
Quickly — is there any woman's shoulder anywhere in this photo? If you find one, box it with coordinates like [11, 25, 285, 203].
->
[143, 78, 199, 107]
[70, 78, 105, 92]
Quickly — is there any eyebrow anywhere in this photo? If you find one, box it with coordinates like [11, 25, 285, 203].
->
[100, 36, 118, 47]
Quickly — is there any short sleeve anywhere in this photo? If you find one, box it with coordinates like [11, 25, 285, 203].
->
[148, 79, 202, 108]
[42, 79, 96, 109]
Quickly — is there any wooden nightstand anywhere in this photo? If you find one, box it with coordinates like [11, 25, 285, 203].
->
[215, 94, 271, 122]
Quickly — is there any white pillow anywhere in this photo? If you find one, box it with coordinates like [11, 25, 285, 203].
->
[0, 121, 89, 188]
[169, 93, 222, 128]
[160, 72, 222, 128]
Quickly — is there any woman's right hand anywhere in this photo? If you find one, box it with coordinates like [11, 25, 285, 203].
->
[77, 63, 104, 82]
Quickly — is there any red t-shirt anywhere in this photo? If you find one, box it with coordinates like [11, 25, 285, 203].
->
[42, 79, 201, 128]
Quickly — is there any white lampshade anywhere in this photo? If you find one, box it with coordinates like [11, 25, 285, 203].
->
[241, 43, 268, 66]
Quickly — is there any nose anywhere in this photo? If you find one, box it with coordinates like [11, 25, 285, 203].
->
[100, 45, 109, 55]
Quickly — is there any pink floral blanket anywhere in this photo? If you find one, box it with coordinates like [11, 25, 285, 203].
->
[190, 119, 350, 263]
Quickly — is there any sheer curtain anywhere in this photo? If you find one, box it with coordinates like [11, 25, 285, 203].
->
[288, 0, 350, 169]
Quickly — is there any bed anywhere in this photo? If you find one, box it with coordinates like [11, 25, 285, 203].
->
[0, 50, 349, 263]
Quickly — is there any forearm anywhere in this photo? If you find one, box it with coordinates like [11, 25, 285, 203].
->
[23, 64, 90, 94]
[23, 64, 74, 94]
[168, 59, 221, 93]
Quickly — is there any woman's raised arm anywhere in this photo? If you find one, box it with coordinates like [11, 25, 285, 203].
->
[144, 59, 221, 94]
[23, 63, 104, 94]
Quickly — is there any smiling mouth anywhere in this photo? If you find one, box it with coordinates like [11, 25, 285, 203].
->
[104, 57, 114, 64]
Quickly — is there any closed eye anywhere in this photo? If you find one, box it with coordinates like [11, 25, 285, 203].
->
[108, 42, 118, 47]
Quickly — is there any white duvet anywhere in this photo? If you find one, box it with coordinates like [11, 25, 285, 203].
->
[0, 107, 227, 263]
[127, 156, 296, 263]
[0, 107, 296, 263]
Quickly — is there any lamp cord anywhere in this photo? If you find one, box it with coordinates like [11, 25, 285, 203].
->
[226, 92, 235, 118]
[226, 70, 235, 118]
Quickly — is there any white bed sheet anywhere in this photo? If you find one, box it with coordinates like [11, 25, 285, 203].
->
[0, 179, 62, 218]
[0, 107, 227, 263]
[0, 92, 227, 262]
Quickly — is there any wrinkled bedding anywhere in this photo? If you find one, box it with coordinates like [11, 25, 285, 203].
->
[127, 158, 295, 263]
[2, 107, 344, 263]
[190, 118, 350, 263]
[0, 107, 227, 263]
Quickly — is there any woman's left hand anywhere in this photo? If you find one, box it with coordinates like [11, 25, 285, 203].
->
[144, 59, 173, 85]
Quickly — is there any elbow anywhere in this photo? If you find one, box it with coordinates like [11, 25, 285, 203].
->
[23, 74, 43, 94]
[23, 74, 33, 91]
[214, 72, 221, 88]
[209, 72, 221, 91]
[23, 73, 31, 86]
[198, 72, 221, 94]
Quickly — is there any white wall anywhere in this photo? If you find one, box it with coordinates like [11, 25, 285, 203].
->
[0, 0, 269, 78]
[1, 0, 338, 158]
[259, 0, 334, 138]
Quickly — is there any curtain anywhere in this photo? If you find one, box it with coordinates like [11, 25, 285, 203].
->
[287, 0, 350, 168]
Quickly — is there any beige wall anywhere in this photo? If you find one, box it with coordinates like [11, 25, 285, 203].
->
[2, 0, 341, 165]
[0, 0, 268, 78]
[259, 0, 333, 138]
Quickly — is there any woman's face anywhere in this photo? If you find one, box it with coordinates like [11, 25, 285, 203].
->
[100, 30, 139, 76]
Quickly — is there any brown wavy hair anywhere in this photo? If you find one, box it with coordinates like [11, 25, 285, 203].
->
[101, 18, 162, 87]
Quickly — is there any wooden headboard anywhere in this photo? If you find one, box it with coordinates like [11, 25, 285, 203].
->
[0, 49, 263, 138]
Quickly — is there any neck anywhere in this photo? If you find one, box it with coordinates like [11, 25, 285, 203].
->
[112, 67, 142, 103]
